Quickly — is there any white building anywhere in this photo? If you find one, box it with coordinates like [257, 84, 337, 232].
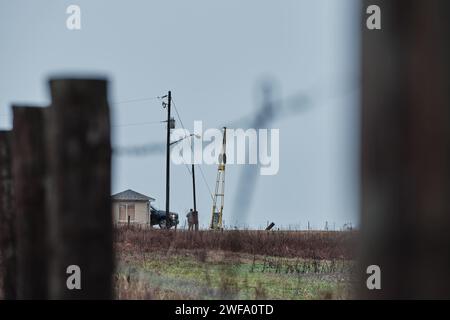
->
[112, 189, 155, 225]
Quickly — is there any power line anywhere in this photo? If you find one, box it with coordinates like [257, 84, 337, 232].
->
[172, 98, 214, 200]
[171, 98, 214, 201]
[111, 80, 358, 156]
[171, 99, 187, 129]
[197, 164, 214, 201]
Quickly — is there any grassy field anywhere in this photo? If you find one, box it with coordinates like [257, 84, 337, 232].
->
[114, 228, 357, 299]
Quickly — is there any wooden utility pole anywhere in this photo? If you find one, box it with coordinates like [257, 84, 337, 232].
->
[360, 0, 450, 299]
[47, 78, 113, 299]
[192, 164, 197, 213]
[165, 91, 171, 228]
[0, 131, 16, 300]
[191, 163, 199, 230]
[12, 106, 48, 299]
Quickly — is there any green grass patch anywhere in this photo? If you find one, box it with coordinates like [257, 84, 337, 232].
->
[116, 250, 352, 299]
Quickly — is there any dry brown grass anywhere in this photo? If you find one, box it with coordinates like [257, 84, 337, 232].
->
[114, 227, 357, 260]
[113, 228, 357, 299]
[0, 228, 356, 299]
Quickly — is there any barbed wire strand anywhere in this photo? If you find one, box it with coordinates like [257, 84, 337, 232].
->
[112, 120, 164, 128]
[110, 96, 161, 105]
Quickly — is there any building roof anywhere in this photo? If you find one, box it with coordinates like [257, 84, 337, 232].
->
[112, 189, 155, 202]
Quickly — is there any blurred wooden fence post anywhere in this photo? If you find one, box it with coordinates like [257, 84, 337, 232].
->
[360, 0, 450, 298]
[47, 78, 113, 299]
[12, 106, 48, 299]
[0, 131, 17, 299]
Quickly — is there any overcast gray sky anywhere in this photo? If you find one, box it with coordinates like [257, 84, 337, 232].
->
[0, 0, 361, 229]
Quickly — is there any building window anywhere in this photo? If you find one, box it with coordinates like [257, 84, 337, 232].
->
[119, 204, 126, 221]
[127, 204, 135, 221]
[119, 203, 135, 222]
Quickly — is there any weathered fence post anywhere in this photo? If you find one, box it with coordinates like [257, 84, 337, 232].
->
[0, 131, 16, 300]
[47, 78, 113, 299]
[11, 106, 48, 299]
[360, 0, 450, 298]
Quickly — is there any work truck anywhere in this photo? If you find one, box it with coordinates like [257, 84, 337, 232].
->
[150, 205, 179, 229]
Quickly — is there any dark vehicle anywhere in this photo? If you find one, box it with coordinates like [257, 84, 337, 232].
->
[150, 205, 179, 229]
